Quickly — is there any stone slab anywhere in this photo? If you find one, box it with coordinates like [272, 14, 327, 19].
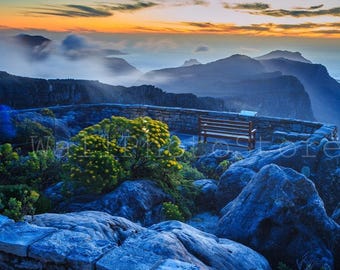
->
[0, 222, 56, 257]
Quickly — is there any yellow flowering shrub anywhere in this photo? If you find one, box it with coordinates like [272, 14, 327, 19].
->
[67, 116, 184, 193]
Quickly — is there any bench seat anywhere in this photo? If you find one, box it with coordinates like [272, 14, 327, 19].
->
[198, 116, 256, 150]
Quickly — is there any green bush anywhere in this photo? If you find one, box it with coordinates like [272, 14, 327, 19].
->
[40, 108, 55, 118]
[1, 144, 63, 190]
[21, 149, 65, 190]
[219, 160, 230, 171]
[277, 262, 293, 270]
[67, 116, 184, 194]
[180, 163, 204, 181]
[0, 143, 19, 185]
[14, 119, 55, 152]
[0, 184, 40, 221]
[162, 202, 185, 221]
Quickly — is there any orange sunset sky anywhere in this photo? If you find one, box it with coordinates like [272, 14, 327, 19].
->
[1, 0, 340, 37]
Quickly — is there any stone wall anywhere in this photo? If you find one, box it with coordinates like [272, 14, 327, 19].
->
[40, 103, 337, 141]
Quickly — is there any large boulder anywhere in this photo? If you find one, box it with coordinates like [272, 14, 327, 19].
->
[216, 164, 340, 269]
[195, 150, 243, 179]
[230, 141, 319, 173]
[0, 211, 142, 270]
[187, 212, 219, 234]
[0, 211, 271, 270]
[62, 180, 172, 226]
[193, 179, 218, 211]
[313, 141, 340, 214]
[332, 204, 340, 224]
[97, 220, 271, 270]
[215, 166, 256, 209]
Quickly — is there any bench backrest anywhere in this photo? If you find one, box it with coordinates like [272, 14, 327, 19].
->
[199, 116, 253, 136]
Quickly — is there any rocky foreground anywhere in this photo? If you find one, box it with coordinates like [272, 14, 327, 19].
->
[0, 211, 270, 270]
[0, 125, 339, 270]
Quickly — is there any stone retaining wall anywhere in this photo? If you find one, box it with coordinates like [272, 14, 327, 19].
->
[40, 103, 337, 141]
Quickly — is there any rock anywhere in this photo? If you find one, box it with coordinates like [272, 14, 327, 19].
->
[193, 179, 218, 211]
[0, 221, 56, 257]
[230, 141, 319, 173]
[26, 211, 142, 270]
[215, 167, 256, 209]
[15, 111, 71, 139]
[217, 164, 340, 269]
[153, 259, 199, 270]
[0, 211, 270, 270]
[308, 125, 338, 144]
[97, 220, 271, 270]
[62, 180, 172, 226]
[149, 221, 271, 270]
[332, 204, 340, 224]
[313, 141, 340, 214]
[272, 130, 310, 144]
[195, 150, 243, 179]
[186, 212, 219, 234]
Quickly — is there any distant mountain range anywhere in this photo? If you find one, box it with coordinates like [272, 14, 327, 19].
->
[140, 51, 340, 126]
[139, 54, 314, 120]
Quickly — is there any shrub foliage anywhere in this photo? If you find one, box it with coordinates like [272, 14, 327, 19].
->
[67, 116, 184, 193]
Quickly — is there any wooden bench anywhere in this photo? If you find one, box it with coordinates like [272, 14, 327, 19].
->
[198, 116, 256, 150]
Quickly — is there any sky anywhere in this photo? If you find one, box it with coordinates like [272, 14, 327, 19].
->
[0, 0, 339, 81]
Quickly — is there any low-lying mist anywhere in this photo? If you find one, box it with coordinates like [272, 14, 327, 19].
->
[0, 34, 141, 86]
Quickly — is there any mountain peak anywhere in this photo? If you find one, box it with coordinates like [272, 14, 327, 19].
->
[14, 33, 51, 48]
[256, 50, 312, 64]
[181, 59, 201, 67]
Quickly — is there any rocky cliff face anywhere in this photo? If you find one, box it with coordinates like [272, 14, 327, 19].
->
[260, 58, 340, 127]
[0, 71, 224, 111]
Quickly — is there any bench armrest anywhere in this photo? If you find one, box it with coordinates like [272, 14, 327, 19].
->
[251, 129, 257, 134]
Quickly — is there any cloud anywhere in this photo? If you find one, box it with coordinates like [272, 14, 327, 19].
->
[172, 0, 210, 7]
[231, 2, 270, 10]
[106, 1, 158, 11]
[195, 45, 209, 52]
[192, 0, 210, 6]
[29, 4, 112, 17]
[0, 33, 140, 86]
[257, 7, 340, 17]
[181, 21, 340, 36]
[225, 2, 339, 17]
[60, 34, 127, 59]
[134, 38, 178, 51]
[308, 4, 324, 10]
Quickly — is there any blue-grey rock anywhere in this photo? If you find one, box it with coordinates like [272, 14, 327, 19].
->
[0, 215, 12, 228]
[332, 204, 340, 224]
[61, 180, 172, 226]
[272, 130, 310, 144]
[152, 259, 199, 270]
[313, 144, 340, 214]
[217, 164, 339, 269]
[187, 212, 219, 234]
[308, 125, 338, 144]
[195, 150, 243, 179]
[0, 211, 271, 270]
[230, 141, 319, 173]
[193, 179, 218, 210]
[216, 167, 256, 209]
[27, 211, 143, 270]
[0, 222, 56, 257]
[150, 221, 271, 270]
